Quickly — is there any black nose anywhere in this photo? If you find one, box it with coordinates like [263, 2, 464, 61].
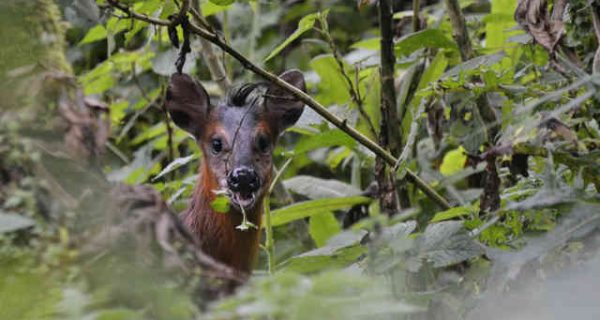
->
[227, 167, 260, 193]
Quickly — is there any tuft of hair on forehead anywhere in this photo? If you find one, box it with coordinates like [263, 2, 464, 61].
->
[225, 83, 266, 108]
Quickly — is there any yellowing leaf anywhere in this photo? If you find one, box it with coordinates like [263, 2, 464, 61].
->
[440, 146, 467, 176]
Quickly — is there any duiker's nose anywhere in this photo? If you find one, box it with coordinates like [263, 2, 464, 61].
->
[227, 167, 260, 193]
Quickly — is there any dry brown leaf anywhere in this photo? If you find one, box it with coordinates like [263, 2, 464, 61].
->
[515, 0, 567, 54]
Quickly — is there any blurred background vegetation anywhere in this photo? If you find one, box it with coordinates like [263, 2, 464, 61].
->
[1, 0, 599, 319]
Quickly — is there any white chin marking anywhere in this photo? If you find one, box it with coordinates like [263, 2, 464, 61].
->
[233, 192, 256, 209]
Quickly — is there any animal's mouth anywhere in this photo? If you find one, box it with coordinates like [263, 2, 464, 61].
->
[230, 191, 256, 210]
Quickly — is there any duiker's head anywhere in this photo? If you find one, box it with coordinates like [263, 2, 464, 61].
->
[165, 70, 305, 211]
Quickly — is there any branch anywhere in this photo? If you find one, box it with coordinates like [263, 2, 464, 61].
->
[591, 0, 600, 74]
[105, 1, 451, 210]
[443, 0, 473, 61]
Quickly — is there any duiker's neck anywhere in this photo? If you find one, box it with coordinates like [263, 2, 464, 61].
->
[182, 163, 263, 274]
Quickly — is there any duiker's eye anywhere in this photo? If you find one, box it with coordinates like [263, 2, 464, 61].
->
[257, 136, 270, 154]
[211, 138, 223, 154]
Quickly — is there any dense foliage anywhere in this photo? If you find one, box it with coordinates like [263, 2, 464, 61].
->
[1, 0, 599, 319]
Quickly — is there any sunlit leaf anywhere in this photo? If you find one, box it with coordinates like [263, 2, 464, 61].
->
[79, 24, 107, 45]
[440, 146, 467, 176]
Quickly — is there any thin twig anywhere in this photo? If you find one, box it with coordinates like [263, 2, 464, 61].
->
[191, 0, 231, 91]
[316, 18, 378, 138]
[105, 0, 452, 210]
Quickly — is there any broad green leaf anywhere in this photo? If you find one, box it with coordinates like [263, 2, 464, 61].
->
[202, 1, 231, 16]
[416, 51, 448, 92]
[283, 175, 362, 199]
[0, 212, 35, 233]
[440, 146, 467, 176]
[79, 24, 107, 45]
[485, 0, 519, 49]
[408, 221, 483, 271]
[152, 155, 197, 181]
[309, 212, 341, 247]
[264, 11, 325, 62]
[309, 54, 351, 105]
[294, 129, 356, 154]
[395, 29, 457, 57]
[270, 196, 371, 227]
[431, 206, 473, 222]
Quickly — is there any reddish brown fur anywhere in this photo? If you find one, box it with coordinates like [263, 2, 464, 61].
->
[181, 139, 270, 275]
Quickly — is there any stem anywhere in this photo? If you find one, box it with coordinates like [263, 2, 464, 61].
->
[442, 0, 473, 61]
[317, 16, 378, 138]
[264, 158, 293, 274]
[412, 0, 421, 32]
[378, 0, 408, 213]
[190, 0, 231, 91]
[263, 196, 274, 274]
[105, 0, 452, 210]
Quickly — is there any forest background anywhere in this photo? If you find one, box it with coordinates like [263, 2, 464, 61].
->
[1, 0, 599, 319]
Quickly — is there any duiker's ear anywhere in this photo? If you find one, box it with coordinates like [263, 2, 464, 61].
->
[165, 73, 210, 139]
[265, 69, 306, 133]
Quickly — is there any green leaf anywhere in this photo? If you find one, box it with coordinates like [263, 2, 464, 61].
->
[350, 37, 380, 50]
[440, 146, 467, 177]
[431, 206, 473, 223]
[309, 212, 341, 247]
[264, 11, 325, 62]
[283, 175, 362, 199]
[209, 0, 234, 5]
[309, 54, 351, 105]
[294, 129, 356, 154]
[109, 100, 129, 126]
[395, 29, 457, 57]
[152, 155, 197, 181]
[270, 196, 371, 227]
[0, 212, 35, 233]
[95, 309, 144, 320]
[79, 25, 107, 45]
[485, 0, 519, 49]
[202, 1, 232, 16]
[416, 51, 448, 92]
[211, 195, 230, 213]
[408, 221, 483, 271]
